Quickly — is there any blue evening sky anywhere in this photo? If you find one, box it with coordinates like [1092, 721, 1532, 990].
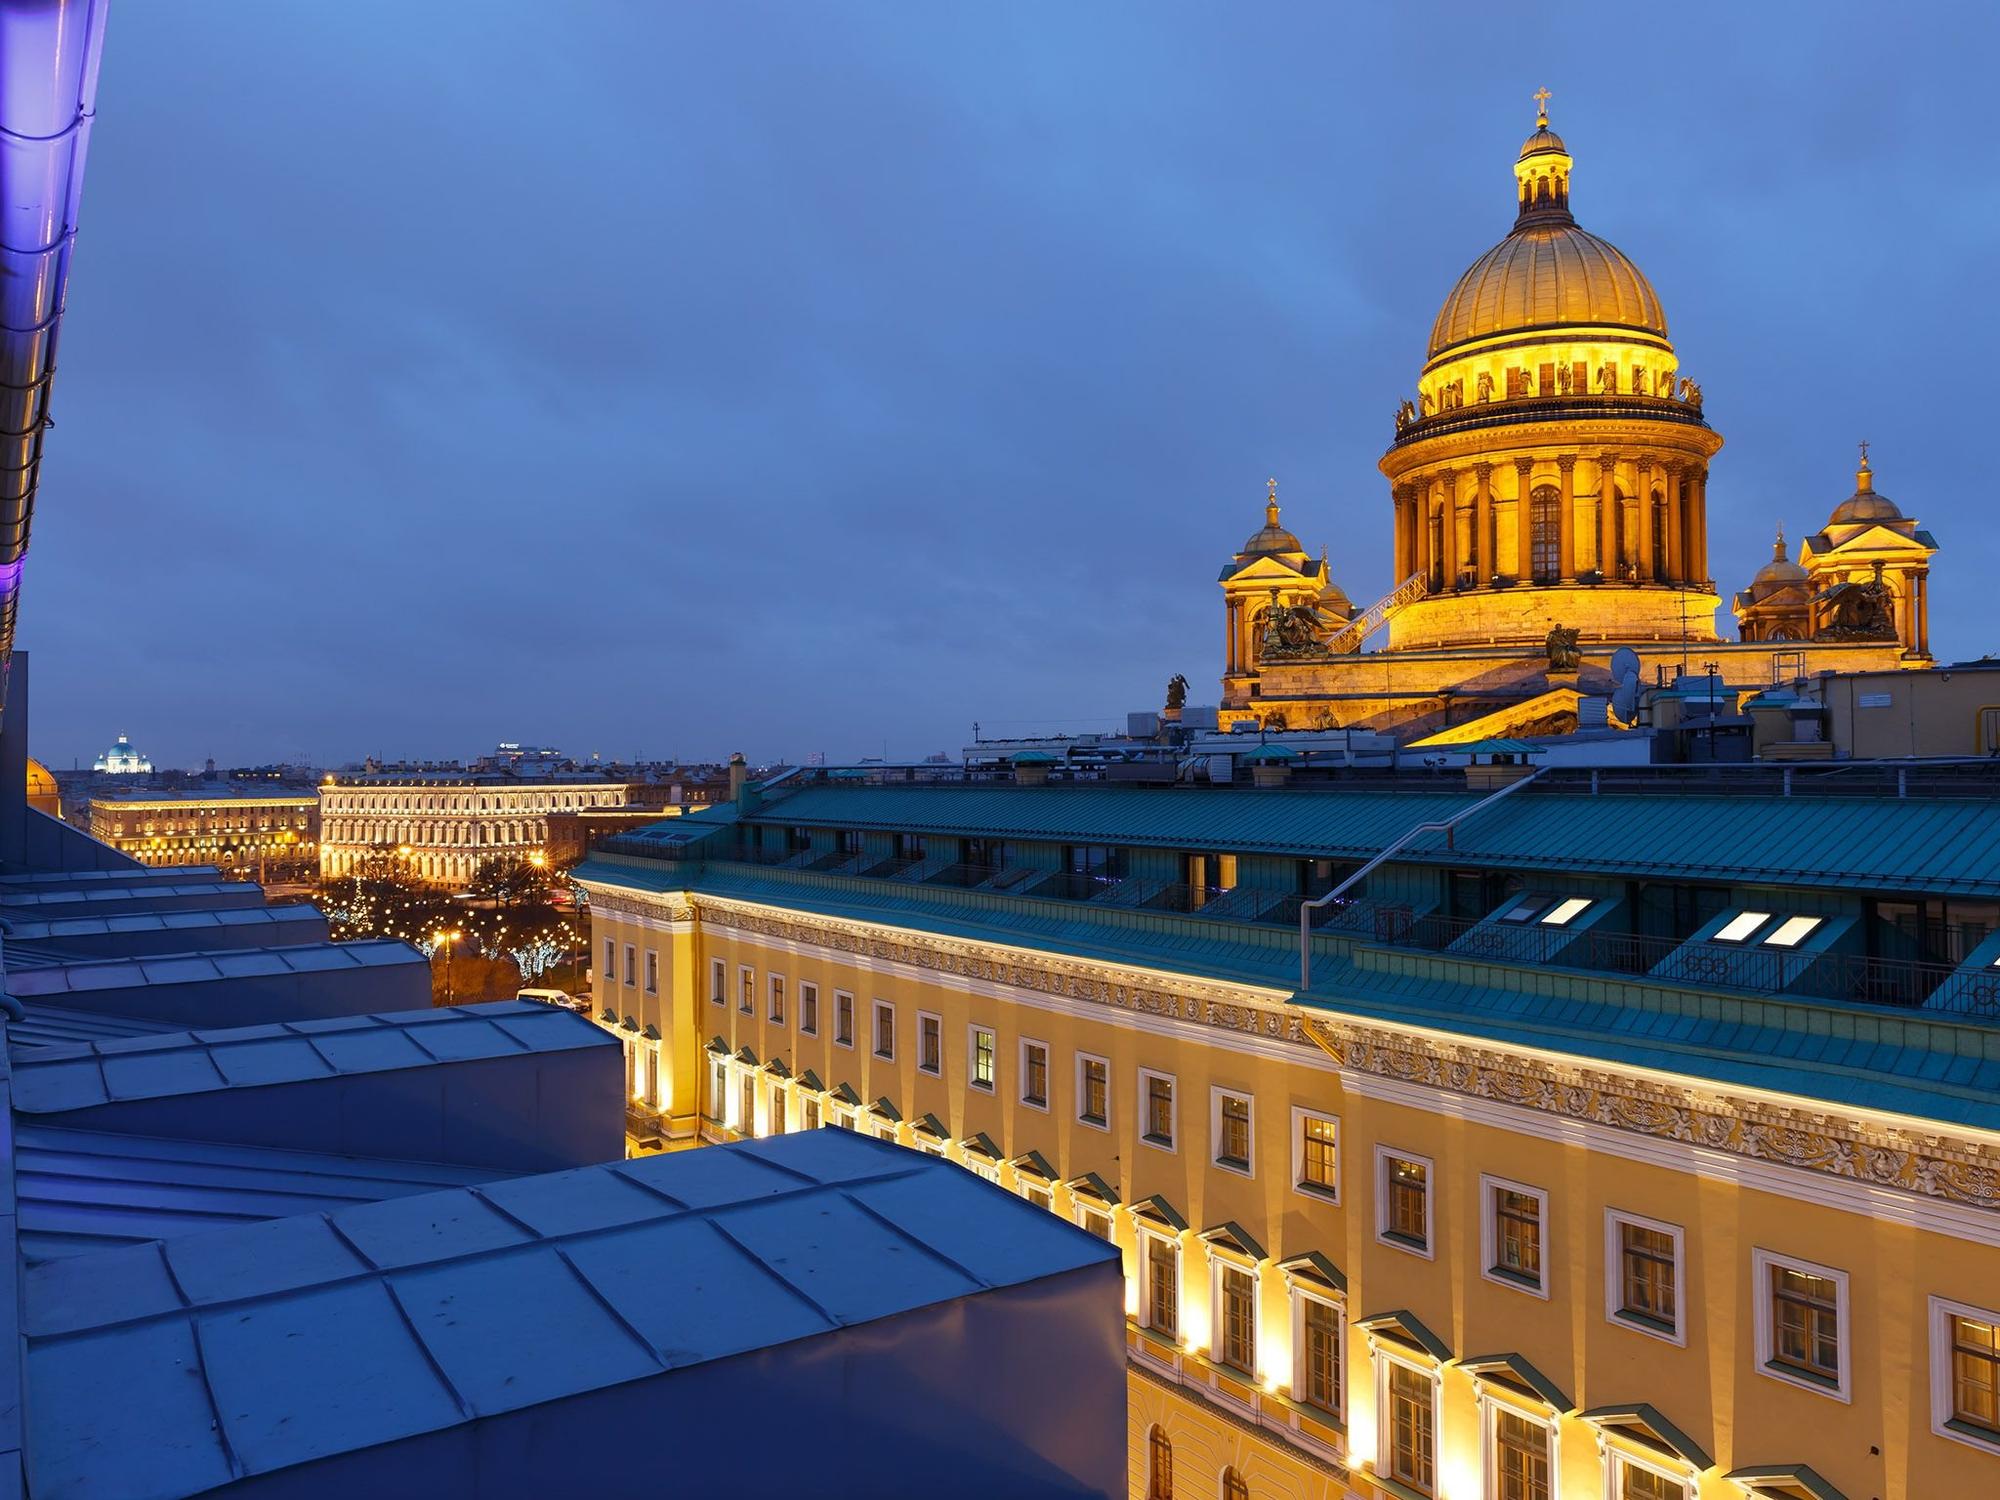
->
[29, 2, 2000, 767]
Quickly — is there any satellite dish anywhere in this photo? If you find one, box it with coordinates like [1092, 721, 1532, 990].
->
[1608, 647, 1642, 727]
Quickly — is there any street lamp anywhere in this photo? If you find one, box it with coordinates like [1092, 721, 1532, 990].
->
[436, 926, 463, 1005]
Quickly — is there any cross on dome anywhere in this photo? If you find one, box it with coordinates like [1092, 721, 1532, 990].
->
[1533, 86, 1551, 127]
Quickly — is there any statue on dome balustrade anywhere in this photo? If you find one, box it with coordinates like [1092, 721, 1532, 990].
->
[1596, 362, 1616, 393]
[1557, 363, 1572, 395]
[1395, 398, 1417, 431]
[1476, 371, 1493, 403]
[1506, 367, 1530, 399]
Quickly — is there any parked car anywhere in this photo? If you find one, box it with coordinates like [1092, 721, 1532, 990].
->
[517, 987, 590, 1012]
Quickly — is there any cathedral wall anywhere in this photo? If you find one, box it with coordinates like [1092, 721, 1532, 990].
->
[1386, 586, 1722, 652]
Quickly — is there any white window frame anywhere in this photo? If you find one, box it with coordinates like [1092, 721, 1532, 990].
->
[737, 964, 754, 1015]
[643, 949, 658, 995]
[1288, 1280, 1345, 1421]
[767, 972, 785, 1023]
[1208, 1251, 1261, 1380]
[1374, 1145, 1435, 1259]
[1137, 1224, 1181, 1339]
[1372, 1344, 1441, 1498]
[709, 957, 725, 1006]
[1480, 1391, 1560, 1500]
[1606, 1444, 1692, 1500]
[622, 943, 637, 987]
[833, 989, 855, 1048]
[1603, 1208, 1687, 1346]
[1479, 1174, 1549, 1299]
[1018, 1036, 1050, 1111]
[1752, 1247, 1851, 1402]
[605, 938, 617, 986]
[733, 1066, 757, 1134]
[799, 980, 818, 1036]
[1290, 1106, 1340, 1203]
[1138, 1068, 1177, 1152]
[1073, 1199, 1113, 1242]
[1930, 1294, 2000, 1455]
[1210, 1085, 1255, 1177]
[916, 1010, 943, 1076]
[1075, 1050, 1110, 1131]
[872, 999, 896, 1061]
[967, 1024, 997, 1092]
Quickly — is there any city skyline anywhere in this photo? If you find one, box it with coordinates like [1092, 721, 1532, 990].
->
[29, 4, 2000, 765]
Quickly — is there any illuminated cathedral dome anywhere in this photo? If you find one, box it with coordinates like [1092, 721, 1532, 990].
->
[1827, 453, 1903, 525]
[1748, 529, 1809, 599]
[1427, 101, 1668, 362]
[1239, 486, 1303, 557]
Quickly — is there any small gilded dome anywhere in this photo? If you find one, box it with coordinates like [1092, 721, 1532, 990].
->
[1240, 482, 1303, 556]
[1827, 454, 1903, 525]
[1519, 125, 1568, 160]
[1750, 529, 1808, 599]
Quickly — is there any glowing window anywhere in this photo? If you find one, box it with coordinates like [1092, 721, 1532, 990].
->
[1763, 915, 1824, 949]
[1539, 897, 1592, 927]
[1715, 910, 1771, 944]
[1498, 899, 1544, 924]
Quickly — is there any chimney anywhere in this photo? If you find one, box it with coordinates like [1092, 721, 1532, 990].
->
[1011, 751, 1056, 787]
[728, 752, 747, 802]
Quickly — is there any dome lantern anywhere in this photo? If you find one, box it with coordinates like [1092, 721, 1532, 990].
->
[1514, 88, 1573, 225]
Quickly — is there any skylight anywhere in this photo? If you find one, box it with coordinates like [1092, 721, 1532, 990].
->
[1762, 915, 1824, 949]
[1539, 897, 1592, 928]
[1498, 899, 1544, 923]
[1714, 911, 1771, 944]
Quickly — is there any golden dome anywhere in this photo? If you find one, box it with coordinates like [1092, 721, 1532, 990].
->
[1240, 482, 1303, 557]
[1750, 529, 1808, 599]
[1827, 453, 1903, 525]
[1428, 117, 1668, 362]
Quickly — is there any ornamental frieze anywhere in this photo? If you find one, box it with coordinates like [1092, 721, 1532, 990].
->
[1315, 1019, 2000, 1213]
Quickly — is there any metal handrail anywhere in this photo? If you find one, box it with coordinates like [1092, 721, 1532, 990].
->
[1297, 770, 1545, 991]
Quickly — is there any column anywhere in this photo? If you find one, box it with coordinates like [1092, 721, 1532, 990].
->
[1225, 599, 1238, 674]
[1636, 456, 1656, 582]
[1415, 481, 1432, 590]
[1688, 467, 1708, 583]
[1665, 464, 1684, 582]
[1514, 458, 1535, 580]
[1556, 455, 1576, 580]
[1597, 454, 1619, 579]
[1474, 465, 1493, 587]
[1392, 485, 1410, 581]
[1917, 570, 1930, 655]
[1438, 471, 1458, 588]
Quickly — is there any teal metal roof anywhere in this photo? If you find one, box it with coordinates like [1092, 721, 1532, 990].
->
[707, 783, 2000, 897]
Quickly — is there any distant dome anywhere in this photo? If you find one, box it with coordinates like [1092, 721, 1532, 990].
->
[1240, 484, 1303, 557]
[1828, 455, 1904, 525]
[1317, 573, 1353, 615]
[1750, 530, 1808, 599]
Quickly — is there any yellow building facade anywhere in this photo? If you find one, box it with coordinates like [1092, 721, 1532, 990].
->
[1220, 106, 1933, 738]
[88, 789, 317, 872]
[577, 780, 2000, 1500]
[318, 773, 630, 885]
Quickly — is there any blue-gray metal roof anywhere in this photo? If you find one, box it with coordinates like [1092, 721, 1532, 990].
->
[13, 1125, 505, 1263]
[0, 903, 326, 943]
[3, 938, 421, 1002]
[713, 783, 2000, 896]
[22, 1131, 1116, 1498]
[10, 1001, 609, 1115]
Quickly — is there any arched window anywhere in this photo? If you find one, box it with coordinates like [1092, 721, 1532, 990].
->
[1147, 1426, 1173, 1500]
[1529, 485, 1560, 581]
[1220, 1468, 1248, 1500]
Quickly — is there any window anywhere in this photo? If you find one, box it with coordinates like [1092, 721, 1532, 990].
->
[872, 1001, 895, 1060]
[1377, 1148, 1433, 1255]
[643, 950, 658, 994]
[1077, 1053, 1109, 1128]
[1529, 484, 1560, 581]
[1220, 1468, 1247, 1500]
[1212, 1088, 1253, 1174]
[1293, 1288, 1343, 1418]
[1076, 1203, 1112, 1241]
[1610, 1454, 1686, 1500]
[918, 1012, 942, 1075]
[622, 944, 636, 986]
[605, 938, 616, 985]
[1756, 1249, 1849, 1398]
[738, 1073, 757, 1136]
[1146, 1425, 1173, 1500]
[1764, 914, 1823, 948]
[1021, 1181, 1051, 1211]
[1384, 1359, 1437, 1496]
[1020, 1039, 1049, 1109]
[800, 982, 818, 1035]
[1143, 1232, 1180, 1339]
[768, 974, 784, 1023]
[1539, 896, 1590, 927]
[802, 1095, 821, 1131]
[738, 965, 754, 1014]
[768, 1088, 787, 1134]
[1292, 1108, 1338, 1200]
[1140, 1069, 1176, 1148]
[1932, 1297, 2000, 1451]
[1215, 1261, 1257, 1375]
[707, 1058, 726, 1121]
[1481, 1176, 1547, 1295]
[1715, 909, 1771, 943]
[834, 991, 854, 1047]
[969, 1026, 996, 1090]
[1606, 1211, 1684, 1342]
[1490, 1406, 1552, 1500]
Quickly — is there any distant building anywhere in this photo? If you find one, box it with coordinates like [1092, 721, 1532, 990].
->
[319, 770, 631, 885]
[90, 733, 151, 774]
[88, 787, 319, 874]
